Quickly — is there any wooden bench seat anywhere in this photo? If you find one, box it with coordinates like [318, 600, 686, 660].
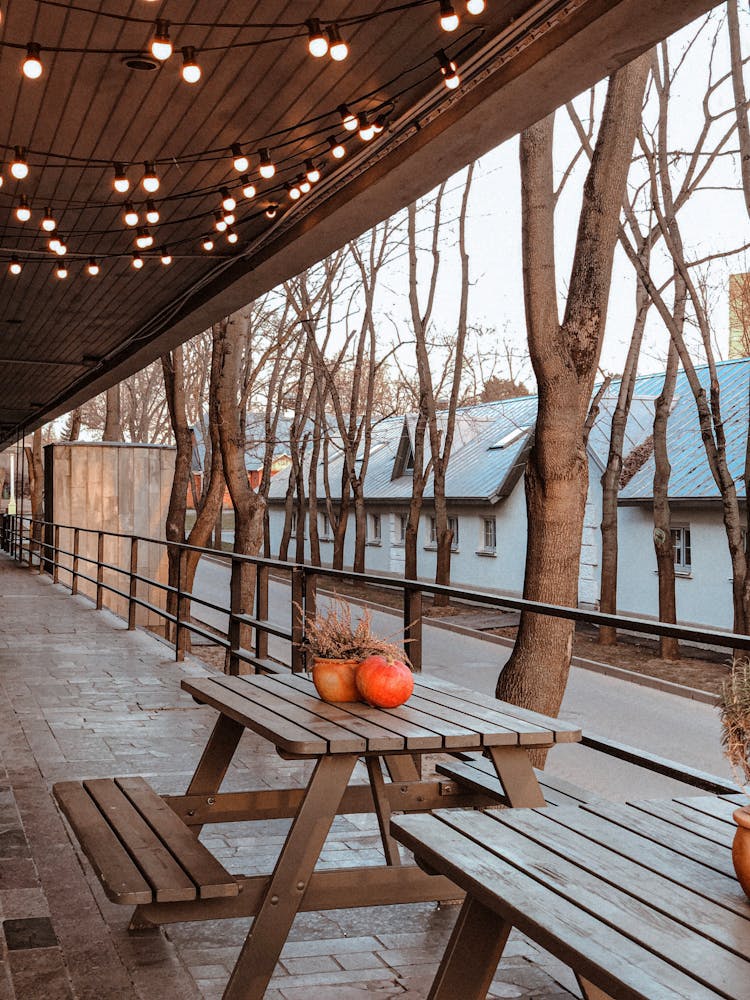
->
[436, 755, 594, 807]
[53, 776, 239, 905]
[391, 800, 750, 1000]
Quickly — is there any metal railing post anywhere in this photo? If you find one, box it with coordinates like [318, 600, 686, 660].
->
[96, 531, 104, 610]
[71, 528, 80, 594]
[37, 522, 44, 574]
[255, 563, 269, 663]
[175, 547, 188, 661]
[404, 586, 423, 673]
[228, 556, 243, 675]
[52, 525, 60, 583]
[291, 567, 305, 673]
[128, 536, 138, 630]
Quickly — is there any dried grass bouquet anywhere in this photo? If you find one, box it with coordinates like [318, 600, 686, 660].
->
[720, 657, 750, 792]
[300, 598, 406, 663]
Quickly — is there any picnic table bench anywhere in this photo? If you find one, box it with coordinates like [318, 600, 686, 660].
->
[391, 793, 750, 1000]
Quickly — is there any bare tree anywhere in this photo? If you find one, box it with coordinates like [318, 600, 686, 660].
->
[102, 385, 123, 441]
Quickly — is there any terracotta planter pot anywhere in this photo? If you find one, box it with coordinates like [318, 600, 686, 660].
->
[733, 805, 750, 899]
[311, 657, 361, 703]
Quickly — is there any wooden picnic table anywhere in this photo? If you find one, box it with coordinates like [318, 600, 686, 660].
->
[391, 793, 750, 1000]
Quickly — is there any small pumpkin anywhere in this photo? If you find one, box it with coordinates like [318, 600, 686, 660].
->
[355, 654, 414, 709]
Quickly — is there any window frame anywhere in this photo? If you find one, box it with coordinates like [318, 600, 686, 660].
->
[367, 512, 382, 545]
[480, 515, 497, 555]
[671, 524, 692, 575]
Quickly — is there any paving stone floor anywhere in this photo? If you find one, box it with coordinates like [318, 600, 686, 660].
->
[0, 555, 578, 1000]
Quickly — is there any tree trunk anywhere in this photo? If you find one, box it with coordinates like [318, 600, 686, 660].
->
[162, 347, 192, 638]
[24, 429, 43, 552]
[103, 385, 123, 441]
[433, 469, 452, 593]
[496, 55, 650, 721]
[67, 408, 82, 441]
[352, 480, 367, 574]
[653, 337, 680, 660]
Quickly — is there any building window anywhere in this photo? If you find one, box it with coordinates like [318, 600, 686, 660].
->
[368, 513, 381, 544]
[289, 511, 297, 535]
[671, 525, 691, 574]
[429, 516, 437, 545]
[397, 513, 408, 543]
[428, 516, 459, 550]
[481, 516, 496, 553]
[320, 513, 332, 540]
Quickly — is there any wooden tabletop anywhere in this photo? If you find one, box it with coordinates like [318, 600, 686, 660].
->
[392, 794, 750, 999]
[181, 672, 582, 757]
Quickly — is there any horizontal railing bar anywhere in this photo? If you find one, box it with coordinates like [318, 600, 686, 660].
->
[181, 621, 231, 649]
[232, 613, 292, 641]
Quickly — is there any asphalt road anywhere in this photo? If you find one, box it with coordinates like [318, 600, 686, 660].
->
[192, 557, 731, 800]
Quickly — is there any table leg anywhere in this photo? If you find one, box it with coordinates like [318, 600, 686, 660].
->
[365, 757, 402, 866]
[223, 753, 358, 1000]
[427, 894, 511, 999]
[487, 746, 546, 808]
[576, 975, 615, 1000]
[383, 754, 421, 781]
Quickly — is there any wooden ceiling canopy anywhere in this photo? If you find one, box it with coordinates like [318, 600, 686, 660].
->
[0, 0, 719, 446]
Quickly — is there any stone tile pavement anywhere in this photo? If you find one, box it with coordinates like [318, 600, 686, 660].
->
[0, 555, 578, 999]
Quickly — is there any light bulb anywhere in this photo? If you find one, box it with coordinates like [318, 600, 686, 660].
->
[48, 237, 60, 253]
[132, 253, 144, 270]
[87, 258, 100, 276]
[55, 266, 68, 279]
[135, 228, 153, 249]
[41, 208, 56, 232]
[339, 104, 358, 131]
[223, 211, 235, 226]
[145, 200, 159, 224]
[328, 136, 346, 159]
[439, 1, 459, 30]
[299, 178, 311, 194]
[201, 238, 214, 251]
[22, 42, 43, 79]
[0, 176, 3, 189]
[123, 203, 139, 227]
[358, 115, 375, 141]
[181, 46, 201, 83]
[437, 50, 460, 89]
[226, 229, 238, 244]
[220, 187, 236, 212]
[287, 183, 301, 201]
[232, 143, 249, 173]
[305, 159, 321, 183]
[142, 162, 159, 193]
[54, 238, 67, 256]
[373, 116, 386, 134]
[9, 256, 22, 276]
[466, 0, 485, 13]
[160, 247, 172, 265]
[11, 147, 29, 180]
[240, 175, 256, 199]
[307, 18, 328, 58]
[151, 20, 172, 61]
[258, 148, 275, 179]
[327, 25, 348, 62]
[15, 197, 31, 223]
[214, 211, 227, 233]
[113, 163, 130, 193]
[265, 203, 278, 220]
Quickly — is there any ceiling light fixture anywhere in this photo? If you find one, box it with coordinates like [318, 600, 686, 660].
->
[258, 148, 275, 179]
[11, 147, 29, 179]
[9, 256, 22, 275]
[439, 0, 460, 31]
[232, 143, 249, 173]
[327, 25, 348, 62]
[307, 19, 328, 58]
[41, 208, 56, 232]
[142, 162, 159, 193]
[113, 163, 130, 193]
[87, 258, 100, 276]
[22, 42, 43, 79]
[123, 203, 139, 227]
[240, 175, 256, 199]
[181, 46, 201, 83]
[135, 228, 153, 249]
[132, 253, 144, 269]
[339, 104, 358, 131]
[466, 0, 486, 13]
[214, 211, 227, 233]
[437, 49, 460, 89]
[151, 20, 173, 61]
[145, 200, 160, 224]
[15, 197, 31, 223]
[305, 160, 321, 183]
[201, 237, 214, 251]
[265, 203, 278, 219]
[328, 136, 346, 159]
[220, 187, 236, 212]
[160, 247, 172, 265]
[55, 265, 68, 279]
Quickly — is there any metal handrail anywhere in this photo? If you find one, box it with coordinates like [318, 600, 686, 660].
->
[2, 514, 748, 679]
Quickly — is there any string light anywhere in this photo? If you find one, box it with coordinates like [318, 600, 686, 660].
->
[113, 163, 130, 193]
[11, 147, 29, 180]
[265, 203, 278, 219]
[328, 136, 346, 159]
[15, 197, 31, 223]
[220, 187, 236, 212]
[327, 25, 349, 62]
[0, 176, 3, 189]
[299, 176, 311, 194]
[181, 46, 201, 83]
[240, 175, 256, 199]
[150, 20, 173, 61]
[358, 114, 375, 141]
[223, 211, 235, 226]
[305, 160, 321, 183]
[54, 236, 67, 256]
[373, 116, 386, 134]
[258, 148, 275, 179]
[307, 19, 328, 58]
[135, 228, 153, 249]
[287, 181, 301, 201]
[9, 256, 22, 276]
[466, 0, 486, 12]
[55, 265, 68, 279]
[41, 208, 56, 232]
[123, 203, 139, 226]
[87, 258, 100, 276]
[48, 237, 60, 253]
[22, 43, 43, 79]
[214, 211, 227, 233]
[142, 162, 159, 193]
[437, 49, 460, 89]
[226, 229, 238, 244]
[232, 143, 249, 173]
[145, 200, 160, 224]
[132, 253, 144, 269]
[201, 237, 214, 251]
[439, 1, 460, 31]
[339, 104, 359, 131]
[160, 247, 172, 265]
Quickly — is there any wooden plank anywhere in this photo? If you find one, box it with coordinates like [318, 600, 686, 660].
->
[630, 800, 734, 848]
[53, 782, 153, 905]
[436, 809, 750, 998]
[464, 754, 593, 804]
[403, 694, 518, 746]
[115, 778, 238, 900]
[384, 698, 485, 748]
[435, 758, 583, 808]
[181, 677, 327, 755]
[84, 779, 196, 902]
[213, 676, 367, 754]
[495, 807, 750, 955]
[672, 795, 739, 826]
[391, 812, 722, 1000]
[542, 804, 749, 918]
[415, 675, 581, 742]
[584, 801, 736, 879]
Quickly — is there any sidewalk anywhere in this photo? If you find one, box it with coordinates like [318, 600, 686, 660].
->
[0, 556, 576, 1000]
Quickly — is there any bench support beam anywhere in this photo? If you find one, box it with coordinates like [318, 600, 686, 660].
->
[428, 895, 511, 1000]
